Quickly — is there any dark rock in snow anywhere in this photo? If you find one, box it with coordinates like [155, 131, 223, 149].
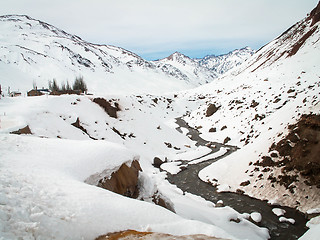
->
[240, 180, 250, 186]
[209, 127, 217, 132]
[206, 104, 220, 117]
[153, 157, 165, 168]
[10, 125, 32, 135]
[93, 97, 120, 118]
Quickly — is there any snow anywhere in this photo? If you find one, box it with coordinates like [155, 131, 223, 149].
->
[0, 134, 236, 240]
[299, 216, 320, 240]
[161, 161, 184, 174]
[0, 94, 270, 240]
[307, 208, 320, 215]
[0, 6, 319, 240]
[279, 217, 295, 225]
[272, 208, 286, 217]
[250, 212, 262, 223]
[190, 147, 228, 165]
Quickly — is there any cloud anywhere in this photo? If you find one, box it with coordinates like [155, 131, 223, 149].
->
[0, 0, 318, 59]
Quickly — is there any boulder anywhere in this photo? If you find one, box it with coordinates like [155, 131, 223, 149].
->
[96, 160, 141, 198]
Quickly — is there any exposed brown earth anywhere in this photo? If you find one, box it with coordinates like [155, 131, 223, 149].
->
[95, 230, 226, 240]
[93, 97, 120, 118]
[256, 114, 320, 189]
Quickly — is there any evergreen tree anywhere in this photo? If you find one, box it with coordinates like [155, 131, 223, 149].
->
[66, 81, 71, 91]
[73, 76, 87, 93]
[49, 79, 59, 92]
[61, 82, 66, 92]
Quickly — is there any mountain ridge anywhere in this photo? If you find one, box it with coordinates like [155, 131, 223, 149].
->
[0, 14, 253, 94]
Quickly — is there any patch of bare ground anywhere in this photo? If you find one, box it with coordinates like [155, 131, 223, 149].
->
[10, 125, 32, 135]
[269, 114, 320, 188]
[250, 114, 320, 211]
[95, 230, 227, 240]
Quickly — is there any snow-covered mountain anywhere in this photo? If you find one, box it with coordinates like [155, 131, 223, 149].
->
[154, 48, 254, 85]
[0, 15, 252, 95]
[197, 47, 255, 75]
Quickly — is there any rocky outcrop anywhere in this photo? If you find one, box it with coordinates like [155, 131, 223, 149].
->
[152, 191, 175, 213]
[152, 157, 166, 168]
[206, 104, 220, 117]
[10, 125, 32, 135]
[96, 160, 141, 198]
[309, 0, 320, 26]
[93, 98, 120, 118]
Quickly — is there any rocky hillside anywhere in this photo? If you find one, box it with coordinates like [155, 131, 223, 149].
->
[190, 1, 320, 212]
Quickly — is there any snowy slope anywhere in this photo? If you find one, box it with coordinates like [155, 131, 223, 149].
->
[181, 2, 320, 212]
[0, 95, 269, 240]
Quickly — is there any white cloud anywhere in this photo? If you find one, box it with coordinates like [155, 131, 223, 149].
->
[0, 0, 318, 59]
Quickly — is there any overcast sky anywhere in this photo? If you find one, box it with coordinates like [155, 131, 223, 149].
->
[1, 0, 318, 60]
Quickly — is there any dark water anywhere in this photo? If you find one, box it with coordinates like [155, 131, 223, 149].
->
[166, 118, 308, 240]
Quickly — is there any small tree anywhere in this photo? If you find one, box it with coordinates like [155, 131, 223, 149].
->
[61, 82, 66, 92]
[73, 76, 87, 93]
[49, 79, 59, 92]
[32, 80, 37, 90]
[66, 81, 71, 91]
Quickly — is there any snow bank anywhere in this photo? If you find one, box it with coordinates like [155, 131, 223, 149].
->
[0, 134, 236, 240]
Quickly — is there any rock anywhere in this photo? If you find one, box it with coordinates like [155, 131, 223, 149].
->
[71, 117, 88, 134]
[250, 100, 259, 108]
[240, 180, 250, 186]
[209, 127, 217, 132]
[236, 189, 245, 195]
[215, 200, 224, 208]
[221, 125, 227, 131]
[223, 137, 231, 144]
[152, 191, 175, 213]
[10, 125, 32, 135]
[153, 157, 164, 168]
[96, 230, 224, 240]
[96, 160, 142, 198]
[93, 97, 120, 118]
[250, 212, 262, 223]
[206, 104, 220, 117]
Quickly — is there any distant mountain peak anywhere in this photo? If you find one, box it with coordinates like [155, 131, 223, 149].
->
[166, 51, 190, 61]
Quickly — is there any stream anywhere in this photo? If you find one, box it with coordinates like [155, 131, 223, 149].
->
[166, 118, 308, 240]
